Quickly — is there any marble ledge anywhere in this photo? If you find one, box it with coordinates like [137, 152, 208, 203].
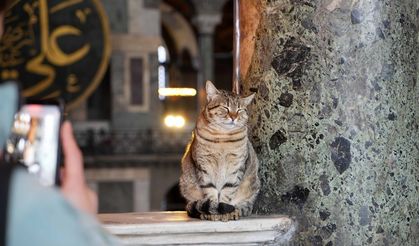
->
[99, 211, 296, 245]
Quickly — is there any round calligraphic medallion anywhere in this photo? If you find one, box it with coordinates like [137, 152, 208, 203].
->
[0, 0, 111, 110]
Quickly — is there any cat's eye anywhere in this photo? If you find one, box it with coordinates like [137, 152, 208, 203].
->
[238, 109, 246, 113]
[221, 106, 230, 113]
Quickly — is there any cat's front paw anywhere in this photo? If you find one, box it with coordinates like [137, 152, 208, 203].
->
[221, 209, 240, 222]
[199, 202, 240, 221]
[217, 202, 235, 214]
[217, 203, 239, 221]
[199, 209, 240, 222]
[200, 213, 222, 221]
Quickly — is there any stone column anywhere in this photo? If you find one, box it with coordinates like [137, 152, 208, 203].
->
[241, 0, 418, 245]
[192, 0, 226, 108]
[103, 0, 162, 131]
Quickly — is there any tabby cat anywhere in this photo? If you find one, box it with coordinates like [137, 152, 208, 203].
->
[179, 81, 260, 221]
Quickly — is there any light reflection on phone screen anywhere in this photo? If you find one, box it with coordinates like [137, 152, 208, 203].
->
[5, 104, 60, 186]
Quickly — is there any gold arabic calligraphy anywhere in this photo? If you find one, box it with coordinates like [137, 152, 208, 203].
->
[0, 0, 111, 110]
[23, 0, 91, 97]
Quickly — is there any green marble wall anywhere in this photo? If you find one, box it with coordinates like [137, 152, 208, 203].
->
[242, 0, 419, 245]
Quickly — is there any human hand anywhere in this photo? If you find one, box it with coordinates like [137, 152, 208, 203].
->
[60, 121, 98, 215]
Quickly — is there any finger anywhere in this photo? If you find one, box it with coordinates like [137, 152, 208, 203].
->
[61, 121, 84, 179]
[60, 166, 66, 184]
[87, 188, 98, 214]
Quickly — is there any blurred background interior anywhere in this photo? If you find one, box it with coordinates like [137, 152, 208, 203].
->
[66, 0, 234, 213]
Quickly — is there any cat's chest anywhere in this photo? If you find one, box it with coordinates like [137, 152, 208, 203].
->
[194, 140, 248, 162]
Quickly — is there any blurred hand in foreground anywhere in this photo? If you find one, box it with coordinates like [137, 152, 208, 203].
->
[60, 121, 97, 215]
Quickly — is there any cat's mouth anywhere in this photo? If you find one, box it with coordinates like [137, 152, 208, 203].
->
[223, 121, 237, 128]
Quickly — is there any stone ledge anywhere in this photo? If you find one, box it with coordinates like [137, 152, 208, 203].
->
[99, 211, 296, 245]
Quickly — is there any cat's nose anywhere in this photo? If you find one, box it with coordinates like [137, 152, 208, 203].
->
[229, 112, 238, 121]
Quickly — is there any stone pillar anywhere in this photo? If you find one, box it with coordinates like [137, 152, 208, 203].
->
[128, 0, 161, 36]
[192, 0, 226, 108]
[102, 0, 162, 131]
[241, 0, 419, 245]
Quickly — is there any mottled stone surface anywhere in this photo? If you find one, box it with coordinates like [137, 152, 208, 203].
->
[241, 0, 419, 245]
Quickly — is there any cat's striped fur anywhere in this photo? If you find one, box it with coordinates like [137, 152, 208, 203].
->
[180, 81, 260, 221]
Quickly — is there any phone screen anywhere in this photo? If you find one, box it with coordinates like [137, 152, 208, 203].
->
[5, 104, 61, 186]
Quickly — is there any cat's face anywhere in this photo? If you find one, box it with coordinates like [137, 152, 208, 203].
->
[204, 81, 254, 130]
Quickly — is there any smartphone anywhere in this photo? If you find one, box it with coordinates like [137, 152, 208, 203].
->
[4, 100, 63, 186]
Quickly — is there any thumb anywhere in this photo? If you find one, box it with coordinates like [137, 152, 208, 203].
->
[61, 121, 84, 184]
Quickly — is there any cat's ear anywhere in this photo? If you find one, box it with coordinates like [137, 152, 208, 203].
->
[240, 93, 255, 107]
[206, 80, 219, 102]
